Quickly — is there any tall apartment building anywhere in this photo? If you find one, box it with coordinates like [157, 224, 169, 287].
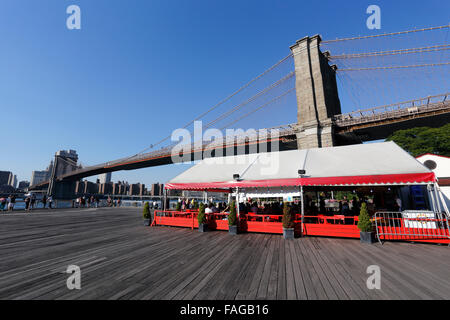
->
[99, 172, 112, 184]
[9, 175, 17, 188]
[129, 184, 141, 196]
[151, 183, 164, 196]
[99, 182, 113, 195]
[0, 171, 12, 186]
[31, 170, 48, 186]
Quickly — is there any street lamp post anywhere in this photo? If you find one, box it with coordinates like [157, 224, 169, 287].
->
[233, 174, 241, 223]
[298, 170, 306, 237]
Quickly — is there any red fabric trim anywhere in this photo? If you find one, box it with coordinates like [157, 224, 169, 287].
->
[416, 153, 450, 160]
[165, 172, 436, 190]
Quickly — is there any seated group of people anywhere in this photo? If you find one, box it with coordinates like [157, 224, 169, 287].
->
[204, 203, 220, 214]
[241, 201, 283, 215]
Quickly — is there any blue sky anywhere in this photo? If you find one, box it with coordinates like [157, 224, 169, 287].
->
[0, 0, 448, 185]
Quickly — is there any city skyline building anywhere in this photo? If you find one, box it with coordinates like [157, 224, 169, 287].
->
[18, 181, 30, 190]
[0, 171, 12, 186]
[99, 172, 112, 184]
[31, 170, 49, 186]
[9, 174, 17, 188]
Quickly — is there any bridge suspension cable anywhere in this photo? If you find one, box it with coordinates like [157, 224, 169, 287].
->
[323, 24, 449, 43]
[218, 88, 296, 130]
[128, 53, 294, 158]
[202, 72, 294, 130]
[324, 23, 450, 113]
[133, 54, 294, 156]
[330, 44, 450, 59]
[338, 62, 450, 72]
[128, 25, 449, 161]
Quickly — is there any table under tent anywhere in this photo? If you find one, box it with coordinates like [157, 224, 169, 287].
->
[153, 142, 450, 244]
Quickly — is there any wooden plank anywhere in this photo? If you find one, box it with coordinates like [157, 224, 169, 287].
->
[1, 207, 450, 300]
[302, 238, 348, 300]
[276, 236, 287, 300]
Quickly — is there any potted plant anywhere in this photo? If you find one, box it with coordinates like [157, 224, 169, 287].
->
[176, 201, 181, 211]
[282, 202, 295, 239]
[143, 202, 151, 226]
[197, 203, 208, 232]
[357, 203, 374, 244]
[228, 201, 238, 235]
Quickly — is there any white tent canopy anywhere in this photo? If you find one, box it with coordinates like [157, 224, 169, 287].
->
[165, 142, 435, 190]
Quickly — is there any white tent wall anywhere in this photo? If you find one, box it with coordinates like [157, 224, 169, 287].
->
[166, 141, 434, 188]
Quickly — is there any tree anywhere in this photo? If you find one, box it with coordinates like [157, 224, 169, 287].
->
[357, 203, 372, 232]
[228, 201, 237, 226]
[143, 202, 150, 220]
[282, 202, 294, 229]
[386, 123, 450, 157]
[197, 203, 207, 224]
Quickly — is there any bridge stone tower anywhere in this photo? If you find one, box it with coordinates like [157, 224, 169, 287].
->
[290, 35, 341, 149]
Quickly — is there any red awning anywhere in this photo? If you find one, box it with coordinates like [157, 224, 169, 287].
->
[165, 172, 436, 190]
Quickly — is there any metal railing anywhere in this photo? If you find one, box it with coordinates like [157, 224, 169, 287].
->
[334, 93, 449, 127]
[374, 211, 450, 244]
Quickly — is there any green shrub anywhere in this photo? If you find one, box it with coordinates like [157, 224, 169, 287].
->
[176, 202, 181, 211]
[143, 202, 150, 219]
[197, 203, 207, 224]
[357, 203, 372, 232]
[282, 202, 294, 229]
[228, 201, 237, 226]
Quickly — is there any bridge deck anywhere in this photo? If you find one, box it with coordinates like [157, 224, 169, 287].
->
[0, 207, 449, 300]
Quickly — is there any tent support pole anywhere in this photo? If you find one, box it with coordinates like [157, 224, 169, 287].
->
[434, 183, 442, 213]
[300, 184, 304, 237]
[236, 187, 240, 220]
[428, 184, 437, 213]
[163, 189, 167, 211]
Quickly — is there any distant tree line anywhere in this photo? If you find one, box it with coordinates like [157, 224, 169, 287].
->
[386, 123, 450, 157]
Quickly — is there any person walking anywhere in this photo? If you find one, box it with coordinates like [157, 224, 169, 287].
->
[42, 195, 47, 209]
[30, 194, 36, 211]
[25, 196, 31, 211]
[0, 197, 6, 211]
[48, 195, 53, 209]
[8, 195, 16, 211]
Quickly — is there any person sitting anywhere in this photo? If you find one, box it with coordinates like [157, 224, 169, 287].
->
[341, 201, 351, 216]
[319, 197, 326, 213]
[205, 204, 213, 214]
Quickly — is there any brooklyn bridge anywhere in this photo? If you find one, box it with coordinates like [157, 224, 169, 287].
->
[31, 25, 450, 198]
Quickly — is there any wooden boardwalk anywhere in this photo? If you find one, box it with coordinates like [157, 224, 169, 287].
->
[0, 207, 449, 300]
